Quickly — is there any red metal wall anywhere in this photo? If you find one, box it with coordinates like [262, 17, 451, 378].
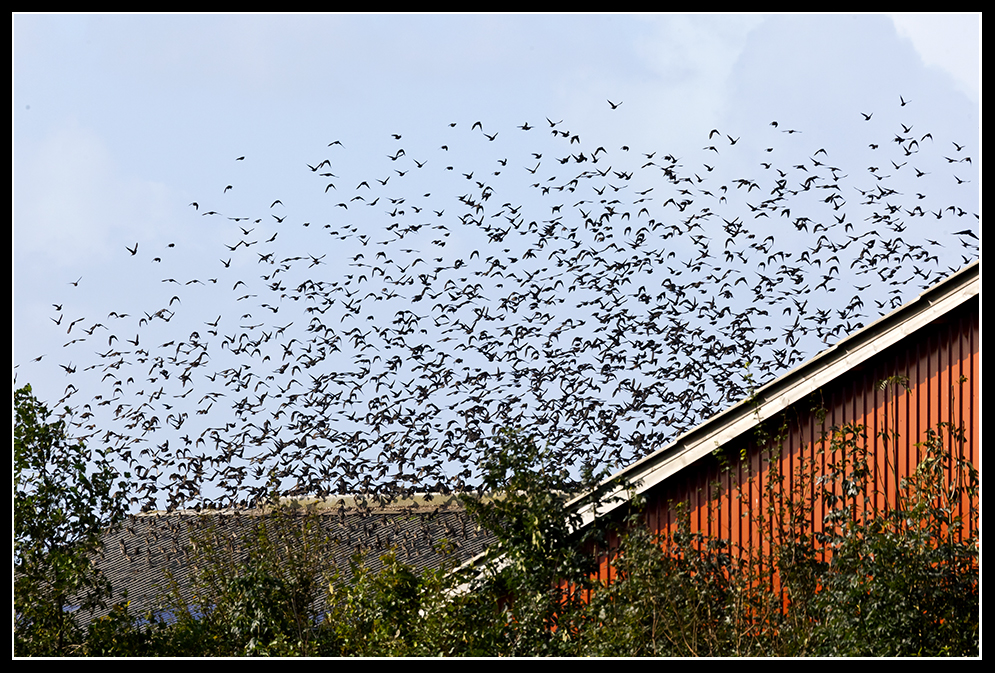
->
[590, 294, 979, 587]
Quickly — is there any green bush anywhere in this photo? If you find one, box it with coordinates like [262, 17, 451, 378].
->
[807, 421, 979, 656]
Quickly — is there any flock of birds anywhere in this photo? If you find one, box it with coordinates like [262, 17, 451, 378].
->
[21, 98, 979, 514]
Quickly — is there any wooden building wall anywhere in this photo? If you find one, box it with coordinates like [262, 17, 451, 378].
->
[589, 293, 979, 588]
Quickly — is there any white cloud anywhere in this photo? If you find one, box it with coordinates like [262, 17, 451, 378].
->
[889, 13, 980, 102]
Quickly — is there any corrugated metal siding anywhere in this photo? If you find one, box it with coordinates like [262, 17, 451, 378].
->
[590, 294, 978, 588]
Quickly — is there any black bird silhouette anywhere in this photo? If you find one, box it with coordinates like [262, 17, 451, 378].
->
[33, 98, 976, 515]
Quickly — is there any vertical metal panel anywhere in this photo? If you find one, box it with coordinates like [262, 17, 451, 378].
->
[625, 295, 978, 580]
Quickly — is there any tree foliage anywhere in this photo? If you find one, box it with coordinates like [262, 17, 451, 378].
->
[806, 419, 979, 656]
[14, 384, 130, 656]
[14, 409, 978, 656]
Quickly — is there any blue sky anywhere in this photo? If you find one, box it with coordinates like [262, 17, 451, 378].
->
[13, 13, 980, 509]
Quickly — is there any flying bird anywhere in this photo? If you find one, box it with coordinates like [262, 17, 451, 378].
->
[36, 98, 976, 518]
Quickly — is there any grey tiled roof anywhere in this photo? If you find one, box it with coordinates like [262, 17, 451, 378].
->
[78, 495, 496, 626]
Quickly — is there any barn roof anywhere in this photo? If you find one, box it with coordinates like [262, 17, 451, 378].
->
[566, 260, 979, 528]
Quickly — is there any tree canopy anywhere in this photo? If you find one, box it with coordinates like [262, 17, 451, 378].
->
[14, 421, 978, 656]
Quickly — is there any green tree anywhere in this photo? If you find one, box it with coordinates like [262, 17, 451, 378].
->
[320, 429, 609, 657]
[17, 414, 975, 656]
[322, 550, 451, 656]
[147, 504, 335, 656]
[14, 384, 130, 656]
[458, 428, 607, 656]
